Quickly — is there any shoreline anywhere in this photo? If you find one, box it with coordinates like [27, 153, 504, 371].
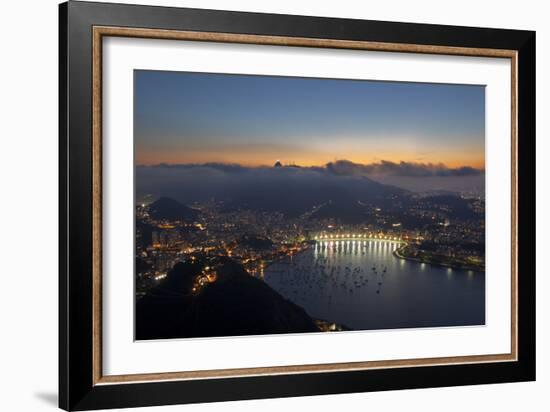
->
[261, 243, 311, 270]
[392, 245, 484, 273]
[262, 241, 484, 274]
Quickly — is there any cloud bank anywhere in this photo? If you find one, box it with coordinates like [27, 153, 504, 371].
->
[142, 159, 484, 178]
[136, 160, 484, 205]
[325, 160, 483, 177]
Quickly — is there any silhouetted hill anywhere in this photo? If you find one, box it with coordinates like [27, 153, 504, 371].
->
[225, 174, 405, 217]
[309, 199, 369, 224]
[136, 259, 319, 340]
[148, 197, 200, 222]
[238, 235, 273, 250]
[420, 194, 478, 219]
[137, 164, 408, 218]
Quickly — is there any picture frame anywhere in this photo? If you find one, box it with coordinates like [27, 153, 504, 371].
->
[59, 1, 536, 410]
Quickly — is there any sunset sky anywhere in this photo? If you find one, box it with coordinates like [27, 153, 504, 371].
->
[134, 70, 485, 169]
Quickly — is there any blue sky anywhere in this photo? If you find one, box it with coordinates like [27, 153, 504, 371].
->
[134, 70, 485, 168]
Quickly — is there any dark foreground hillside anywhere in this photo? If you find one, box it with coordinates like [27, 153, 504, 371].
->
[136, 259, 319, 340]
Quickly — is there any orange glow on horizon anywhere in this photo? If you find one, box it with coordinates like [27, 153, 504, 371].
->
[136, 151, 485, 170]
[136, 133, 485, 170]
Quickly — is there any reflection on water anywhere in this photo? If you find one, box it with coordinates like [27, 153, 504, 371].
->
[264, 240, 485, 331]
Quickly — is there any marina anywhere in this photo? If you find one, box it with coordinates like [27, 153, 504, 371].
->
[264, 240, 485, 331]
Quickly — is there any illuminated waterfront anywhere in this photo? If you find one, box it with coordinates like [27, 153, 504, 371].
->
[264, 240, 485, 331]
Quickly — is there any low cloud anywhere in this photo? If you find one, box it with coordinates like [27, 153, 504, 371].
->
[136, 160, 484, 204]
[326, 160, 483, 178]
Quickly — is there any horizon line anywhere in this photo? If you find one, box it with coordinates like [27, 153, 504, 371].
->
[135, 159, 486, 171]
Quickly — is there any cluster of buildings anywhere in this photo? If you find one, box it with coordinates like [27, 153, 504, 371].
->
[136, 195, 485, 295]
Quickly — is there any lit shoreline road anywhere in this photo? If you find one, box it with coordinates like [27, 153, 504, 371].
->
[312, 235, 484, 273]
[392, 243, 484, 273]
[313, 234, 407, 244]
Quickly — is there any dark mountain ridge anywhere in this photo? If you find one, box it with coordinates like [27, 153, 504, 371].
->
[137, 163, 408, 218]
[136, 259, 319, 340]
[148, 196, 200, 222]
[224, 173, 406, 217]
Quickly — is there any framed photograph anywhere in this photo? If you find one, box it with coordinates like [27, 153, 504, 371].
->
[59, 1, 536, 410]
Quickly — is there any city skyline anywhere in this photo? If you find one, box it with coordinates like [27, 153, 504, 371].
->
[135, 70, 485, 170]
